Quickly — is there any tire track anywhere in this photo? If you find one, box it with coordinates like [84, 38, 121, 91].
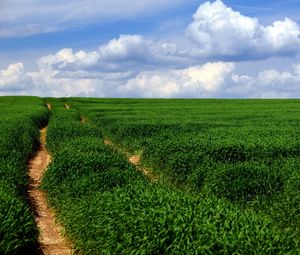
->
[104, 138, 159, 182]
[28, 123, 72, 254]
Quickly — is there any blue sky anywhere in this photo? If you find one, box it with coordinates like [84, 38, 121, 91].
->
[1, 0, 300, 98]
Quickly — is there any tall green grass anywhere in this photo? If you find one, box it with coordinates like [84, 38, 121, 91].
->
[0, 96, 49, 255]
[42, 99, 299, 254]
[67, 98, 300, 235]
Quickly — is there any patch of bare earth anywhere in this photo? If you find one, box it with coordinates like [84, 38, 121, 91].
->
[104, 138, 112, 145]
[28, 127, 73, 255]
[64, 104, 70, 109]
[104, 137, 158, 182]
[46, 103, 52, 111]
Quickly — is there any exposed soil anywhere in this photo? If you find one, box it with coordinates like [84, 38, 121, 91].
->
[46, 103, 52, 111]
[28, 127, 73, 255]
[104, 137, 158, 182]
[64, 104, 70, 109]
[129, 155, 140, 165]
[129, 155, 157, 182]
[104, 138, 112, 145]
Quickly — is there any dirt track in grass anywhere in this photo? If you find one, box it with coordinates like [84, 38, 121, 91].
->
[28, 126, 73, 255]
[104, 138, 158, 182]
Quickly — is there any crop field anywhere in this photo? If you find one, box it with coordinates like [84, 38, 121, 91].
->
[0, 97, 48, 254]
[0, 97, 299, 254]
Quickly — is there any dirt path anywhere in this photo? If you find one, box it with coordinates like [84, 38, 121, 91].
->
[28, 127, 73, 255]
[46, 103, 52, 111]
[104, 138, 158, 182]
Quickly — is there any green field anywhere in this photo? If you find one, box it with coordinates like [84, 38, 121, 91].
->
[0, 97, 48, 254]
[0, 97, 299, 254]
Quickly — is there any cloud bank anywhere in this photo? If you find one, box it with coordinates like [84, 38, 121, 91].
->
[120, 62, 235, 98]
[1, 59, 300, 98]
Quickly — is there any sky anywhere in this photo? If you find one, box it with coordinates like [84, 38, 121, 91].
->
[1, 0, 300, 98]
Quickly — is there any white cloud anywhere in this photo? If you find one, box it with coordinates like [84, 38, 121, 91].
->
[38, 35, 190, 76]
[1, 1, 300, 98]
[0, 63, 32, 92]
[27, 66, 96, 97]
[186, 0, 300, 59]
[228, 65, 300, 98]
[1, 59, 300, 98]
[98, 35, 148, 62]
[38, 48, 90, 69]
[119, 62, 235, 97]
[0, 62, 96, 97]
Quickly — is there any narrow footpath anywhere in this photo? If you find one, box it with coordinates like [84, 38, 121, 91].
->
[28, 126, 72, 255]
[104, 138, 158, 182]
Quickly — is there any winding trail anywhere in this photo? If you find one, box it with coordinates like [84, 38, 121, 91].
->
[28, 126, 72, 255]
[104, 138, 158, 182]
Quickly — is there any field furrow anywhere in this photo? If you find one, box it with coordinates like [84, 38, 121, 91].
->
[28, 125, 72, 255]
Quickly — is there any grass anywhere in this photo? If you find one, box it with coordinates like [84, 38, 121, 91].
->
[0, 96, 49, 255]
[0, 96, 298, 253]
[41, 98, 299, 254]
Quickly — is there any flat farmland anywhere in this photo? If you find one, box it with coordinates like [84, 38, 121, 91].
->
[51, 98, 299, 254]
[1, 97, 299, 254]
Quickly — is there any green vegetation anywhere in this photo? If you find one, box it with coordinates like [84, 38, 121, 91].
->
[67, 99, 300, 229]
[0, 97, 298, 254]
[0, 96, 49, 255]
[42, 98, 299, 254]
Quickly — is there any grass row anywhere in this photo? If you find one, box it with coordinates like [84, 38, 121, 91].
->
[42, 99, 299, 254]
[0, 96, 49, 255]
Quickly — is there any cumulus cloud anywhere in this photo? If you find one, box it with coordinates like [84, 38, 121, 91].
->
[3, 61, 236, 98]
[38, 35, 190, 76]
[38, 0, 300, 73]
[98, 35, 148, 62]
[0, 63, 32, 92]
[0, 62, 96, 97]
[27, 67, 96, 97]
[1, 59, 300, 98]
[229, 64, 300, 98]
[119, 62, 235, 97]
[1, 1, 300, 98]
[38, 48, 92, 69]
[186, 0, 300, 59]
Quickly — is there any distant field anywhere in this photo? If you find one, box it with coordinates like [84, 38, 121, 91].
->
[1, 97, 299, 254]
